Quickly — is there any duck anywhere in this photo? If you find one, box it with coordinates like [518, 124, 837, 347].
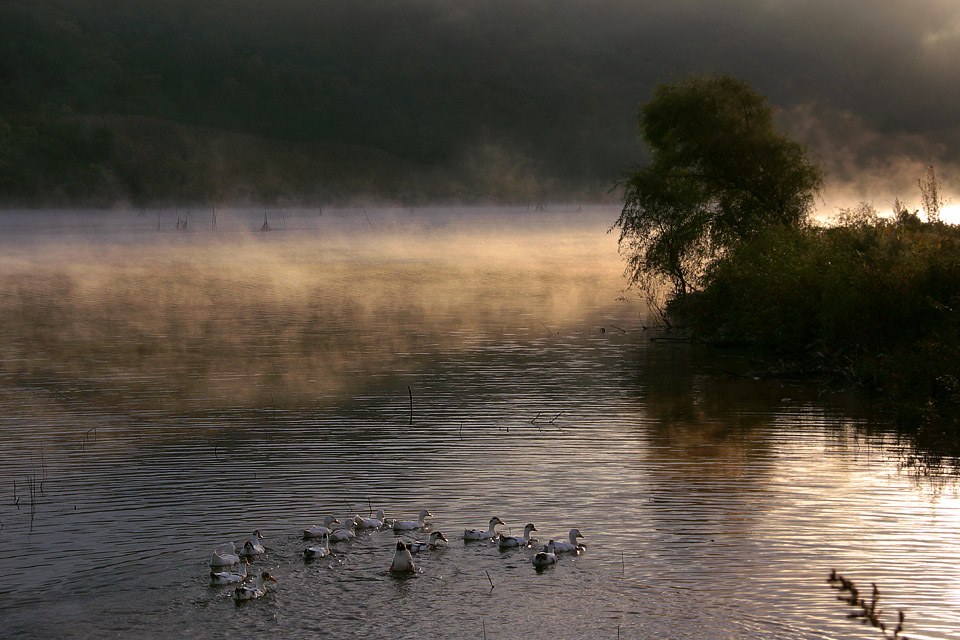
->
[532, 540, 558, 568]
[233, 571, 278, 602]
[329, 525, 356, 542]
[303, 516, 341, 539]
[331, 516, 356, 529]
[302, 533, 331, 560]
[238, 530, 265, 557]
[209, 542, 240, 567]
[552, 528, 586, 553]
[498, 523, 538, 549]
[463, 516, 504, 541]
[210, 559, 248, 585]
[356, 509, 386, 529]
[393, 509, 432, 531]
[389, 541, 416, 573]
[409, 531, 447, 553]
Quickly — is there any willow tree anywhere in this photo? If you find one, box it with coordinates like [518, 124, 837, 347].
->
[615, 73, 823, 297]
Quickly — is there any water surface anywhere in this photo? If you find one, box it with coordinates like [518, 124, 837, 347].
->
[1, 207, 958, 639]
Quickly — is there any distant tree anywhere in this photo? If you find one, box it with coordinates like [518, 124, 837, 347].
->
[918, 165, 945, 224]
[892, 197, 922, 229]
[614, 73, 823, 296]
[833, 202, 880, 230]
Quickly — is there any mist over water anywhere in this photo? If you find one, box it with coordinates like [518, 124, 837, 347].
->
[1, 206, 959, 639]
[0, 206, 621, 410]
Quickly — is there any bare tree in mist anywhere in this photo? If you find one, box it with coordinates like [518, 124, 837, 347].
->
[918, 165, 946, 223]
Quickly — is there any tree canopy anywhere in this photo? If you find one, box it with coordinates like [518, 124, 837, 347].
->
[615, 73, 823, 296]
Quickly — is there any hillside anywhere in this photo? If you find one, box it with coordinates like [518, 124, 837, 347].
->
[0, 0, 651, 205]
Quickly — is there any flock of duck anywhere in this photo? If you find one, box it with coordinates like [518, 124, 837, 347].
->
[208, 509, 586, 602]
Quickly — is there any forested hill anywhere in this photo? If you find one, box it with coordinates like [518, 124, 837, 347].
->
[0, 0, 673, 206]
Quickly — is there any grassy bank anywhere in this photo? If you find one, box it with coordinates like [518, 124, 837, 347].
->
[672, 207, 960, 457]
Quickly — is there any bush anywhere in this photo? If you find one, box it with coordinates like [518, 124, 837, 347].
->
[679, 210, 960, 445]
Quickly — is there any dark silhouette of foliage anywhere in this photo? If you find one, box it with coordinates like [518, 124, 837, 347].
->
[679, 197, 960, 454]
[614, 73, 823, 295]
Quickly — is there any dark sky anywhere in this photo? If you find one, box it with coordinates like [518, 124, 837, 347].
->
[354, 0, 960, 211]
[605, 0, 960, 212]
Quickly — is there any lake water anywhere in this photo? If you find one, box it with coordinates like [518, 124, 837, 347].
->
[0, 206, 958, 639]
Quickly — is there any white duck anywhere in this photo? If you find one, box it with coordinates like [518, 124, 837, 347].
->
[303, 516, 341, 539]
[393, 509, 432, 531]
[498, 523, 538, 549]
[330, 517, 358, 530]
[302, 533, 331, 560]
[356, 509, 386, 529]
[210, 559, 248, 585]
[233, 571, 278, 602]
[209, 542, 240, 567]
[238, 530, 265, 557]
[463, 516, 504, 541]
[409, 531, 447, 553]
[329, 524, 356, 542]
[532, 540, 558, 568]
[389, 541, 416, 573]
[552, 528, 586, 553]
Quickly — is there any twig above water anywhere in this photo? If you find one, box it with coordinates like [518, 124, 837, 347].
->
[81, 427, 98, 451]
[828, 570, 909, 639]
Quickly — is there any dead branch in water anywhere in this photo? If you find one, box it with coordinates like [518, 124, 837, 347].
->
[26, 474, 38, 524]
